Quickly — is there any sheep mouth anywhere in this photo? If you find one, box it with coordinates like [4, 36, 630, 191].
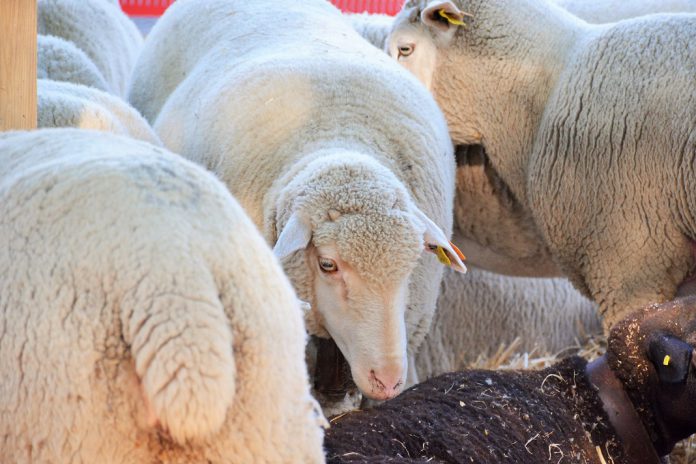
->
[313, 337, 358, 401]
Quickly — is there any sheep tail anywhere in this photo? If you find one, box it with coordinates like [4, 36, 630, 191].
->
[126, 290, 235, 444]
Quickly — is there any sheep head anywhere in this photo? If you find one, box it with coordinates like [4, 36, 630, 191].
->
[388, 1, 470, 90]
[607, 296, 696, 455]
[273, 152, 464, 401]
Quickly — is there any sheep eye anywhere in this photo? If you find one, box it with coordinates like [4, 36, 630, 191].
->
[398, 44, 414, 58]
[318, 257, 338, 273]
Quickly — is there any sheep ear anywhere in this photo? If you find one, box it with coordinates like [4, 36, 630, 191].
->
[648, 334, 693, 384]
[421, 1, 470, 33]
[414, 208, 467, 273]
[273, 213, 312, 260]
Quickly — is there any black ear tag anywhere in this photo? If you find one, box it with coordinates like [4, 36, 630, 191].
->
[648, 334, 693, 384]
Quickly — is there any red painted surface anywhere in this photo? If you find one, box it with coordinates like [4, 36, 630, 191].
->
[118, 0, 405, 16]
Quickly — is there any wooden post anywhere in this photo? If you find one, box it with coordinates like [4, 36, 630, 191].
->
[0, 0, 37, 131]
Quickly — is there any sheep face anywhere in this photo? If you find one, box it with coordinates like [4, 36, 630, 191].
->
[309, 238, 411, 401]
[387, 8, 438, 90]
[608, 296, 696, 455]
[274, 154, 465, 401]
[388, 1, 466, 90]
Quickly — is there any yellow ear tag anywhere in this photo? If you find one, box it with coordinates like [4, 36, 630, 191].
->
[435, 246, 452, 266]
[663, 355, 671, 366]
[438, 9, 466, 26]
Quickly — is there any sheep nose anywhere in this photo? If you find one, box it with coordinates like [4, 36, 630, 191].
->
[369, 368, 404, 400]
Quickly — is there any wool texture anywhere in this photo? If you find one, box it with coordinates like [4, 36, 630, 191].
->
[391, 0, 696, 328]
[0, 129, 325, 464]
[129, 0, 456, 409]
[38, 0, 143, 96]
[38, 79, 161, 145]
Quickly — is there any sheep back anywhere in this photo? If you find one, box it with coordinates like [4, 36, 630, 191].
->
[38, 34, 110, 92]
[38, 79, 162, 145]
[325, 357, 625, 463]
[38, 0, 144, 96]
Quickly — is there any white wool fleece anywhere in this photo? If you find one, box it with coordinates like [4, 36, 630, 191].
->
[38, 0, 143, 96]
[0, 129, 325, 464]
[130, 0, 458, 404]
[550, 0, 696, 24]
[38, 79, 162, 145]
[389, 0, 696, 328]
[38, 34, 110, 92]
[416, 263, 600, 379]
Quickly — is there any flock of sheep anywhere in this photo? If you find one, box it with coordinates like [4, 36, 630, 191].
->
[0, 0, 695, 462]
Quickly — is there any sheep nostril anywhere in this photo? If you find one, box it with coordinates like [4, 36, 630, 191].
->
[369, 370, 386, 390]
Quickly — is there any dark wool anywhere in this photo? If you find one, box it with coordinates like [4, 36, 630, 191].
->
[325, 357, 627, 464]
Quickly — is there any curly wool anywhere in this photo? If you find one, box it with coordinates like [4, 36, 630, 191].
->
[0, 129, 324, 464]
[274, 153, 425, 285]
[394, 0, 696, 328]
[326, 357, 625, 463]
[129, 0, 456, 398]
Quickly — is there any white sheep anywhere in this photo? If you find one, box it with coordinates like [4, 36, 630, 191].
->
[346, 17, 599, 376]
[550, 0, 696, 23]
[346, 12, 394, 50]
[416, 265, 600, 379]
[38, 0, 143, 96]
[0, 128, 325, 464]
[38, 34, 110, 92]
[129, 0, 464, 404]
[388, 1, 696, 328]
[38, 79, 162, 145]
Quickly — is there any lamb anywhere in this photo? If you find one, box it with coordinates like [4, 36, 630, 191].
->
[325, 297, 696, 463]
[0, 128, 325, 464]
[550, 0, 696, 23]
[37, 34, 110, 92]
[128, 0, 464, 404]
[38, 0, 143, 96]
[387, 1, 696, 328]
[416, 265, 600, 379]
[38, 79, 162, 145]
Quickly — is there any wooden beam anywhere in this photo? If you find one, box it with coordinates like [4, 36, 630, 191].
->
[0, 0, 37, 131]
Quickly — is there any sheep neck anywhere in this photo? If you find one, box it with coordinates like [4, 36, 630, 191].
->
[586, 356, 662, 464]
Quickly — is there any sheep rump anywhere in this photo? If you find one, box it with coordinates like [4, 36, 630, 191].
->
[0, 129, 324, 464]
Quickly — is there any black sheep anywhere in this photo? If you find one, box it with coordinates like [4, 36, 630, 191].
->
[325, 297, 696, 463]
